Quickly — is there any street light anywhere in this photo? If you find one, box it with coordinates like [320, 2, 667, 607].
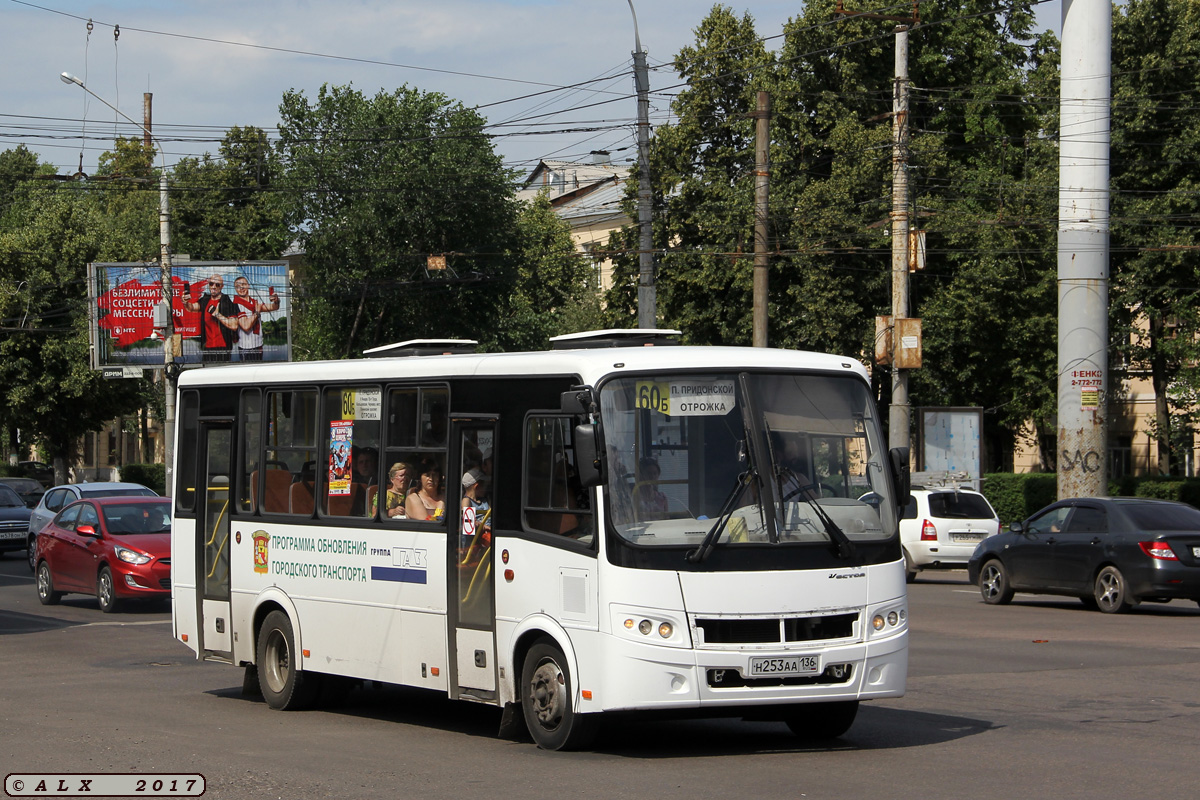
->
[625, 1, 656, 329]
[60, 71, 177, 498]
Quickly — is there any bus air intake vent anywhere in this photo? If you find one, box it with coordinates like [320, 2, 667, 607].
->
[549, 328, 682, 350]
[362, 339, 479, 358]
[696, 613, 857, 645]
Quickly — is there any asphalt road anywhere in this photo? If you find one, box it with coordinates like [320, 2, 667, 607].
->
[2, 554, 1197, 800]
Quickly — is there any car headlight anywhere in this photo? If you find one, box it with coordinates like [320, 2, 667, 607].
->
[115, 546, 152, 565]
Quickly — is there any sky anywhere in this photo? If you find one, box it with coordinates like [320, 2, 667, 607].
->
[1, 0, 1061, 180]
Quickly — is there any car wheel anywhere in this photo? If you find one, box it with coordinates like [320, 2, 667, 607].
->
[979, 560, 1014, 605]
[785, 700, 860, 740]
[97, 566, 120, 613]
[257, 610, 320, 710]
[27, 534, 36, 573]
[36, 561, 62, 605]
[903, 550, 917, 584]
[521, 638, 597, 751]
[1094, 566, 1135, 614]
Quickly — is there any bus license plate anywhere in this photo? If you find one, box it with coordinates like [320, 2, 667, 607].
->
[748, 655, 820, 677]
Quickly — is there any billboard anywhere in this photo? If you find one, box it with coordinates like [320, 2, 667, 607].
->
[88, 261, 291, 369]
[917, 407, 984, 491]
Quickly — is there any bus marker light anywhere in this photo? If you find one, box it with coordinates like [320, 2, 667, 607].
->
[872, 615, 885, 631]
[658, 622, 673, 638]
[624, 619, 635, 629]
[887, 612, 898, 626]
[582, 690, 593, 700]
[501, 550, 510, 564]
[504, 569, 514, 582]
[638, 620, 652, 635]
[431, 667, 440, 676]
[303, 649, 310, 658]
[181, 634, 188, 642]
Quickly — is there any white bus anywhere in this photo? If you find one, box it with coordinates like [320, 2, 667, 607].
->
[171, 330, 910, 750]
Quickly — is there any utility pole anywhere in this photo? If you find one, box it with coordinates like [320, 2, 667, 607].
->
[627, 0, 656, 329]
[889, 24, 911, 453]
[61, 73, 175, 496]
[145, 90, 176, 496]
[753, 91, 770, 348]
[836, 3, 919, 453]
[1057, 0, 1111, 498]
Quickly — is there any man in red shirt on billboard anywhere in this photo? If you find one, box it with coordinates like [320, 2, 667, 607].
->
[232, 276, 280, 361]
[183, 274, 239, 362]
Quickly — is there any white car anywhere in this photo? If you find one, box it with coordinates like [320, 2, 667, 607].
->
[901, 486, 1000, 583]
[26, 482, 157, 571]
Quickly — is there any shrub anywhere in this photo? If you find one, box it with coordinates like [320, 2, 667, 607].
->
[120, 463, 166, 496]
[982, 473, 1057, 526]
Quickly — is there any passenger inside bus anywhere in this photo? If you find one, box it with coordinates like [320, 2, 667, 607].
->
[406, 459, 446, 521]
[384, 462, 413, 518]
[634, 456, 669, 520]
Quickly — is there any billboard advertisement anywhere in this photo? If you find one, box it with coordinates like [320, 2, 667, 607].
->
[88, 261, 291, 369]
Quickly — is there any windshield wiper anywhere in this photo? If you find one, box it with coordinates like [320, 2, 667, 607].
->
[686, 469, 754, 564]
[778, 465, 857, 560]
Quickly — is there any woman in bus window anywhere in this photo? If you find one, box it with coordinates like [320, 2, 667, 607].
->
[406, 460, 446, 521]
[384, 462, 413, 518]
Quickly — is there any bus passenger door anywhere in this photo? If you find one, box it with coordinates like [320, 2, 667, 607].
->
[449, 419, 498, 700]
[197, 421, 234, 661]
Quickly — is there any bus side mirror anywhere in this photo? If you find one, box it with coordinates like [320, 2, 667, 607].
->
[560, 386, 595, 416]
[889, 447, 911, 510]
[574, 424, 605, 488]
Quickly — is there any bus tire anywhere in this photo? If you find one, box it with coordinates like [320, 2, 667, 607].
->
[520, 639, 597, 751]
[257, 610, 319, 710]
[784, 700, 859, 740]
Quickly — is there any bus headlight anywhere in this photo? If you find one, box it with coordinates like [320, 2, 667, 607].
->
[612, 605, 691, 648]
[869, 602, 907, 638]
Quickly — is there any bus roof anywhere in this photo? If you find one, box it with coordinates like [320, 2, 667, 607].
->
[175, 344, 869, 389]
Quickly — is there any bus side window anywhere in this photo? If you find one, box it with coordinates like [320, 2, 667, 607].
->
[264, 390, 318, 517]
[524, 416, 592, 541]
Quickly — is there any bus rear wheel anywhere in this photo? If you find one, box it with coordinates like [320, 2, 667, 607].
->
[257, 610, 319, 710]
[784, 700, 860, 740]
[520, 639, 597, 751]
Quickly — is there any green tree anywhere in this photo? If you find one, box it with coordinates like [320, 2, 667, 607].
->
[170, 126, 289, 261]
[606, 5, 776, 345]
[276, 84, 520, 358]
[0, 182, 146, 478]
[1110, 0, 1200, 474]
[497, 193, 603, 351]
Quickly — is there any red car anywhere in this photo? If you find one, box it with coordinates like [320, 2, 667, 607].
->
[35, 497, 172, 613]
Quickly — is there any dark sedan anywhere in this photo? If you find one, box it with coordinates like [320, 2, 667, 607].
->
[0, 484, 33, 555]
[968, 497, 1200, 613]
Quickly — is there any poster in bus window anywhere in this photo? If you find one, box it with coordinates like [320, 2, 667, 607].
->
[87, 260, 291, 369]
[329, 421, 353, 496]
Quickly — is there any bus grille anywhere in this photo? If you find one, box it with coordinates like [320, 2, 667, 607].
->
[696, 613, 857, 645]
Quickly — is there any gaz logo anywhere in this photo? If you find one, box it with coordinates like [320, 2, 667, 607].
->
[252, 531, 270, 574]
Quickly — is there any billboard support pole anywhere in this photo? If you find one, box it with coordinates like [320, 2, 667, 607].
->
[159, 174, 175, 498]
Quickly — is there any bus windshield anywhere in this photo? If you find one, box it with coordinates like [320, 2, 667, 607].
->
[600, 371, 897, 550]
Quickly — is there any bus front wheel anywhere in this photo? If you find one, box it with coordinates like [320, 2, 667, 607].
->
[520, 639, 597, 751]
[257, 611, 319, 710]
[784, 700, 859, 740]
